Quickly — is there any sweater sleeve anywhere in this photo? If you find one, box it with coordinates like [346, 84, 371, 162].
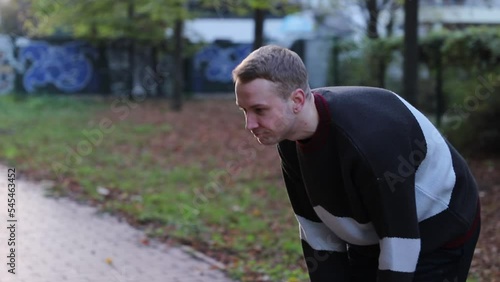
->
[278, 141, 350, 281]
[339, 131, 422, 282]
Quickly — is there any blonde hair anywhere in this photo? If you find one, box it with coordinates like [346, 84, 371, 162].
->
[232, 45, 311, 99]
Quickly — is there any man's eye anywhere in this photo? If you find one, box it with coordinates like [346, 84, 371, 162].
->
[255, 108, 265, 115]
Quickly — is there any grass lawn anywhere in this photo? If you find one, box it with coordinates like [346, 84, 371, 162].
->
[0, 94, 497, 281]
[0, 94, 306, 281]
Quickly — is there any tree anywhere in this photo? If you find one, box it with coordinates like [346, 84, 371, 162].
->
[0, 0, 28, 35]
[172, 18, 184, 111]
[252, 7, 265, 50]
[25, 0, 190, 110]
[365, 0, 380, 39]
[318, 0, 401, 87]
[204, 0, 297, 50]
[247, 0, 292, 50]
[403, 0, 419, 107]
[359, 0, 402, 39]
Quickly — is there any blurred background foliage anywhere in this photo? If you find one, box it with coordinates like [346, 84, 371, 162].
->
[329, 26, 500, 157]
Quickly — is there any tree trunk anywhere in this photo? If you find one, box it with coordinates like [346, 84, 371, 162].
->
[128, 39, 135, 98]
[386, 1, 398, 37]
[171, 19, 184, 111]
[253, 8, 265, 50]
[332, 40, 340, 85]
[151, 45, 160, 96]
[128, 2, 135, 98]
[435, 42, 444, 127]
[365, 0, 381, 86]
[366, 0, 379, 39]
[403, 0, 419, 107]
[378, 60, 386, 88]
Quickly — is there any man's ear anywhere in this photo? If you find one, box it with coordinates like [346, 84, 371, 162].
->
[291, 88, 306, 112]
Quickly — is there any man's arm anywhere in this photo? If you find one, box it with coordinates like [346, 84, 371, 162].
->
[278, 141, 350, 281]
[339, 131, 422, 282]
[352, 156, 421, 282]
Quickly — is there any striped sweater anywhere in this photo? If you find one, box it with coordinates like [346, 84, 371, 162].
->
[277, 86, 479, 281]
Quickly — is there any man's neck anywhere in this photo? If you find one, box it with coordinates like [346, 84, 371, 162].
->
[292, 95, 320, 141]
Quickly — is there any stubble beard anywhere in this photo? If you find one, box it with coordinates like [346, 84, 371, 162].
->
[257, 117, 296, 146]
[257, 138, 277, 146]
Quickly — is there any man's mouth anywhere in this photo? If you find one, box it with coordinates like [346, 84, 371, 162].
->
[252, 131, 264, 138]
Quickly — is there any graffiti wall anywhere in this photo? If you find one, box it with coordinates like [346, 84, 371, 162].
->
[19, 41, 99, 93]
[0, 35, 104, 95]
[189, 42, 252, 93]
[0, 34, 252, 95]
[0, 35, 19, 95]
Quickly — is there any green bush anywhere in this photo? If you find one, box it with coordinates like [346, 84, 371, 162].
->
[330, 27, 500, 156]
[443, 70, 500, 157]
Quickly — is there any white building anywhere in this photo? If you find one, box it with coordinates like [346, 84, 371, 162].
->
[420, 0, 500, 29]
[184, 11, 322, 47]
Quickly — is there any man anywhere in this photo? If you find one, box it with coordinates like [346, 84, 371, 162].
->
[232, 45, 480, 282]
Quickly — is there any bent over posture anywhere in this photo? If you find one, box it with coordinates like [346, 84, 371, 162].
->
[232, 45, 480, 282]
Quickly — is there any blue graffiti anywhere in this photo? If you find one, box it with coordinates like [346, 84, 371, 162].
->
[194, 44, 252, 83]
[19, 41, 97, 93]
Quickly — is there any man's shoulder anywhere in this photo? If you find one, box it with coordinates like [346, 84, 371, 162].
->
[311, 86, 403, 125]
[312, 86, 395, 97]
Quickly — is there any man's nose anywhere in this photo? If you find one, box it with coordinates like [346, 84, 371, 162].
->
[245, 114, 258, 131]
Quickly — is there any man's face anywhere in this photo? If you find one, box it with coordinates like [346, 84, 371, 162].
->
[235, 78, 296, 145]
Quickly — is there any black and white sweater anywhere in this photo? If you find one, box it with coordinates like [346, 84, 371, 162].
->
[277, 86, 479, 282]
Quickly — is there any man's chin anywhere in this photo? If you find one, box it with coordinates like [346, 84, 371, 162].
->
[256, 136, 279, 146]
